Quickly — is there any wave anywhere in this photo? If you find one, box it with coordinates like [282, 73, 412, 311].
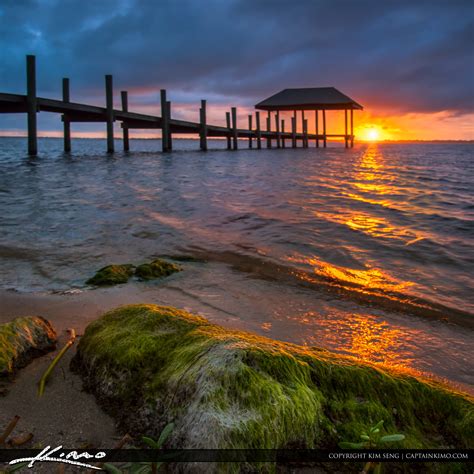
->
[178, 246, 474, 329]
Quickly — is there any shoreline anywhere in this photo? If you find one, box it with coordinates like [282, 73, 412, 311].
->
[1, 287, 473, 395]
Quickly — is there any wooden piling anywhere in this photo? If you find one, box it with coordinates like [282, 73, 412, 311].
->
[167, 101, 172, 151]
[275, 111, 281, 148]
[231, 107, 238, 150]
[266, 111, 271, 148]
[199, 99, 207, 151]
[256, 111, 262, 149]
[303, 119, 308, 148]
[105, 75, 114, 153]
[62, 78, 71, 153]
[248, 114, 253, 148]
[291, 112, 296, 148]
[226, 112, 231, 149]
[121, 91, 129, 151]
[160, 89, 169, 152]
[281, 119, 285, 148]
[315, 110, 319, 148]
[344, 109, 348, 148]
[323, 109, 327, 148]
[26, 55, 37, 155]
[301, 110, 306, 148]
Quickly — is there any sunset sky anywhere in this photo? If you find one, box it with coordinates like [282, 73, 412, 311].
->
[0, 0, 473, 141]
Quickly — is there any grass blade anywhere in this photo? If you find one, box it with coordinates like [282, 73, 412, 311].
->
[38, 329, 76, 397]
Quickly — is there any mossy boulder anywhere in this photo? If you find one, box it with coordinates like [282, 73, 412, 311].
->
[72, 305, 473, 471]
[134, 259, 181, 280]
[86, 264, 135, 286]
[0, 316, 57, 378]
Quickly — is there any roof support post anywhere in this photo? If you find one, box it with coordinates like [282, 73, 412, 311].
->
[266, 111, 271, 148]
[256, 112, 261, 149]
[315, 110, 319, 148]
[323, 110, 327, 148]
[275, 111, 281, 148]
[301, 110, 306, 147]
[344, 109, 348, 148]
[303, 119, 308, 148]
[350, 109, 354, 148]
[292, 111, 296, 148]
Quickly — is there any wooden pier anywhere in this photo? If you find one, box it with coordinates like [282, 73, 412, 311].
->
[0, 56, 362, 155]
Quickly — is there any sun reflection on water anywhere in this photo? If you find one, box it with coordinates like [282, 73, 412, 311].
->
[296, 311, 421, 373]
[288, 255, 413, 295]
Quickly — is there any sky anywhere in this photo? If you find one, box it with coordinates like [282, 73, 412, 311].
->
[0, 0, 473, 140]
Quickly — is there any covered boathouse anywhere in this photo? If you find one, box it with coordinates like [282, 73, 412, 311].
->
[255, 87, 363, 148]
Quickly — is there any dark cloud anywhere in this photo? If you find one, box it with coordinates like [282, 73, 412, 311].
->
[0, 0, 473, 133]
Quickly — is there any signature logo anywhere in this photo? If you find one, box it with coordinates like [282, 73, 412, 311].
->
[9, 445, 106, 470]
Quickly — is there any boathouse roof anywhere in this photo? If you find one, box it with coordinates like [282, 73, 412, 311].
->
[255, 87, 363, 111]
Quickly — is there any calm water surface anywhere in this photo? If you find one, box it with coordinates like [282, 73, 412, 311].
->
[0, 138, 473, 388]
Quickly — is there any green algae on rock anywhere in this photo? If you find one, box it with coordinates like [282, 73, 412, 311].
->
[134, 259, 181, 281]
[72, 305, 473, 467]
[86, 264, 135, 286]
[0, 316, 57, 378]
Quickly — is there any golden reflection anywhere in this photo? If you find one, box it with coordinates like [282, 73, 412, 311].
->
[299, 311, 420, 371]
[340, 145, 422, 243]
[313, 209, 419, 242]
[298, 256, 413, 294]
[346, 314, 414, 367]
[352, 144, 394, 194]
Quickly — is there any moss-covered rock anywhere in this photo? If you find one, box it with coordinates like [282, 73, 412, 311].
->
[0, 316, 57, 378]
[86, 264, 135, 286]
[134, 259, 181, 280]
[72, 305, 473, 471]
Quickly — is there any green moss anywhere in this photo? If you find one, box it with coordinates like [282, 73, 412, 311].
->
[134, 259, 181, 280]
[0, 316, 57, 377]
[72, 305, 473, 470]
[86, 264, 135, 286]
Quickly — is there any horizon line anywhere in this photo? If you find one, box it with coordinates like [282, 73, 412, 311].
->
[0, 135, 473, 144]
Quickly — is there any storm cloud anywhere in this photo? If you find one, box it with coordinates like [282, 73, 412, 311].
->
[0, 0, 473, 133]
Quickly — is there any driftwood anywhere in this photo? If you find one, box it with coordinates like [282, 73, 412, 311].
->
[0, 415, 20, 446]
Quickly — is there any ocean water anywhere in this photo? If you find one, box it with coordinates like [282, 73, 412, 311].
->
[0, 137, 473, 388]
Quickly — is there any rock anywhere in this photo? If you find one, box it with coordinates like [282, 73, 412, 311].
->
[0, 316, 57, 378]
[134, 259, 181, 280]
[86, 264, 135, 286]
[72, 305, 473, 471]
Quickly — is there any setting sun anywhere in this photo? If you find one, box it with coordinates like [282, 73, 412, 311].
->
[366, 128, 380, 141]
[356, 124, 386, 142]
